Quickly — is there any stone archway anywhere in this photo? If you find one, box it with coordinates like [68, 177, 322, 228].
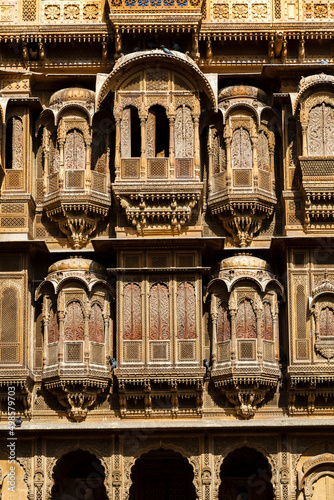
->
[218, 446, 274, 500]
[50, 449, 108, 500]
[129, 448, 197, 500]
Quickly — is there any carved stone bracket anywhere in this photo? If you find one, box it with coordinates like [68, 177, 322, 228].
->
[44, 379, 109, 422]
[0, 376, 34, 418]
[45, 201, 109, 249]
[225, 386, 267, 419]
[114, 188, 202, 235]
[211, 199, 274, 247]
[314, 337, 334, 360]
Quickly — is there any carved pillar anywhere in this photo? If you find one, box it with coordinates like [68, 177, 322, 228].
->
[207, 128, 214, 193]
[230, 308, 237, 363]
[252, 136, 258, 188]
[273, 312, 279, 363]
[42, 298, 49, 368]
[211, 295, 217, 368]
[168, 114, 175, 179]
[85, 137, 92, 191]
[256, 306, 263, 364]
[57, 121, 65, 189]
[224, 128, 232, 187]
[194, 114, 200, 179]
[42, 128, 50, 195]
[57, 310, 65, 364]
[84, 301, 90, 366]
[115, 29, 122, 60]
[115, 117, 121, 179]
[140, 114, 147, 178]
[301, 123, 308, 156]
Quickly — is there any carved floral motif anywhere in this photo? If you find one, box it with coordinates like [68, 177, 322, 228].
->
[213, 3, 229, 19]
[83, 4, 99, 20]
[319, 307, 334, 337]
[149, 283, 170, 340]
[232, 3, 248, 19]
[236, 299, 256, 339]
[89, 303, 104, 343]
[177, 282, 196, 339]
[64, 301, 84, 341]
[44, 5, 61, 20]
[252, 3, 267, 19]
[175, 106, 194, 158]
[123, 283, 142, 340]
[64, 130, 86, 170]
[232, 128, 252, 169]
[217, 301, 231, 342]
[48, 306, 59, 344]
[258, 131, 270, 171]
[262, 302, 273, 341]
[64, 5, 80, 20]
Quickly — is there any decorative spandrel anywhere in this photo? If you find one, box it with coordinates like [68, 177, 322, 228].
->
[236, 299, 256, 339]
[64, 301, 85, 341]
[123, 283, 142, 340]
[217, 301, 231, 342]
[177, 282, 196, 339]
[89, 303, 104, 343]
[149, 283, 170, 340]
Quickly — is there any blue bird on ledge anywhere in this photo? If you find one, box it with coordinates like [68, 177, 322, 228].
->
[161, 45, 173, 55]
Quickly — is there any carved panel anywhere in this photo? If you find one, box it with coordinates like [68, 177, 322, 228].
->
[217, 301, 231, 342]
[146, 110, 155, 158]
[48, 306, 59, 344]
[258, 131, 270, 171]
[9, 117, 23, 170]
[123, 283, 142, 340]
[175, 106, 194, 158]
[121, 107, 131, 158]
[64, 130, 85, 170]
[236, 299, 256, 339]
[262, 302, 273, 341]
[89, 303, 104, 343]
[149, 283, 170, 340]
[212, 129, 226, 174]
[49, 133, 60, 174]
[1, 287, 18, 343]
[319, 307, 334, 337]
[308, 103, 334, 156]
[177, 282, 196, 339]
[231, 128, 252, 169]
[64, 301, 85, 341]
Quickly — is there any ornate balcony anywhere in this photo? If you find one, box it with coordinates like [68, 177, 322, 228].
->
[36, 257, 113, 421]
[206, 254, 284, 418]
[39, 87, 111, 249]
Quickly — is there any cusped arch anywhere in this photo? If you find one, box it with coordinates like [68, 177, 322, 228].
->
[55, 103, 92, 126]
[223, 102, 261, 126]
[124, 442, 200, 499]
[215, 444, 278, 500]
[97, 49, 216, 109]
[294, 73, 334, 114]
[47, 445, 110, 500]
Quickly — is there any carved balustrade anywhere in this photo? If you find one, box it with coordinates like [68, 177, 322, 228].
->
[206, 254, 283, 418]
[35, 257, 113, 421]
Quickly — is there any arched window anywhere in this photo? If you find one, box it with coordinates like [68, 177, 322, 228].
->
[217, 301, 231, 342]
[262, 302, 273, 341]
[147, 105, 169, 158]
[177, 282, 196, 339]
[91, 129, 107, 173]
[231, 128, 252, 169]
[123, 283, 142, 340]
[64, 129, 85, 170]
[236, 299, 256, 339]
[89, 303, 104, 343]
[175, 105, 193, 158]
[258, 131, 270, 171]
[48, 305, 59, 343]
[319, 307, 334, 337]
[64, 301, 84, 341]
[149, 283, 170, 340]
[121, 106, 141, 158]
[308, 103, 334, 156]
[6, 116, 23, 169]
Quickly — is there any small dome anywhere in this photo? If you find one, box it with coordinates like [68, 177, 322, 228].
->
[219, 253, 272, 272]
[48, 257, 105, 275]
[49, 87, 95, 107]
[218, 85, 268, 104]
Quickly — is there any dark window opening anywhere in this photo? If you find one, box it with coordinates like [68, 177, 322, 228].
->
[5, 117, 13, 169]
[131, 106, 141, 158]
[149, 105, 170, 158]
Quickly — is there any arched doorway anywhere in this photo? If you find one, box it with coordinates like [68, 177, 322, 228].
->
[129, 448, 196, 500]
[219, 447, 274, 500]
[51, 449, 108, 500]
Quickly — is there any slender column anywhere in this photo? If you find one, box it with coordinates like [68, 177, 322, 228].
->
[211, 296, 217, 368]
[207, 127, 214, 193]
[57, 311, 65, 365]
[84, 303, 90, 369]
[85, 138, 92, 191]
[42, 128, 49, 195]
[252, 136, 258, 188]
[301, 123, 308, 156]
[115, 118, 121, 179]
[230, 309, 237, 365]
[193, 114, 200, 179]
[256, 307, 263, 365]
[139, 114, 147, 179]
[169, 115, 175, 179]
